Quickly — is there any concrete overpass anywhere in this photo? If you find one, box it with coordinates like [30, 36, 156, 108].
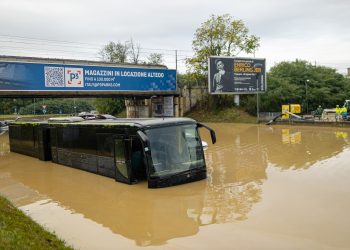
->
[0, 55, 178, 98]
[0, 56, 181, 117]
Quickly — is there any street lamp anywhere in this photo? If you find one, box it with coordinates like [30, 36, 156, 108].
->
[305, 79, 310, 114]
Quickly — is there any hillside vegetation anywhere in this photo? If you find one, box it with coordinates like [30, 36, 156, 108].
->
[185, 106, 256, 123]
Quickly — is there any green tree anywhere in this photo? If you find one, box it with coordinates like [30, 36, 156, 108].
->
[0, 99, 15, 114]
[99, 39, 141, 114]
[18, 98, 95, 115]
[129, 38, 141, 64]
[100, 41, 130, 63]
[97, 40, 165, 115]
[93, 98, 125, 115]
[183, 14, 260, 109]
[146, 53, 164, 65]
[187, 14, 260, 75]
[0, 98, 32, 114]
[245, 60, 350, 114]
[100, 39, 162, 65]
[177, 73, 205, 88]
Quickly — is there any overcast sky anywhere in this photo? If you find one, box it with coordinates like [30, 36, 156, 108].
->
[0, 0, 349, 74]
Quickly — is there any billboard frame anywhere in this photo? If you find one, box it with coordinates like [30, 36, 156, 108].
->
[0, 55, 178, 97]
[208, 56, 267, 95]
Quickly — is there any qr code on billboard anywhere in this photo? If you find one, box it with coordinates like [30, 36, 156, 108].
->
[44, 67, 64, 87]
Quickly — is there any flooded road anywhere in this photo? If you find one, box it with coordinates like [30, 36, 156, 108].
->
[1, 123, 350, 249]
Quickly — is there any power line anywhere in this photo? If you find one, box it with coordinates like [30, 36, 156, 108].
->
[0, 45, 100, 56]
[0, 34, 104, 47]
[0, 39, 100, 50]
[2, 35, 348, 72]
[0, 40, 194, 60]
[0, 34, 193, 54]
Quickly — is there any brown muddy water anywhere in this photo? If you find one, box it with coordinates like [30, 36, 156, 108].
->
[1, 124, 350, 250]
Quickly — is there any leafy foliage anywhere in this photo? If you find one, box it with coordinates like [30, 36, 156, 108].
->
[93, 98, 125, 115]
[99, 41, 130, 63]
[129, 38, 141, 64]
[18, 98, 95, 115]
[177, 73, 206, 88]
[187, 14, 260, 75]
[181, 14, 260, 109]
[0, 98, 32, 114]
[99, 39, 164, 65]
[244, 60, 350, 114]
[97, 39, 166, 116]
[146, 53, 164, 65]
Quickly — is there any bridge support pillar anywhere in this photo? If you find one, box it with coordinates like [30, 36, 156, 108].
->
[125, 99, 149, 118]
[125, 96, 179, 118]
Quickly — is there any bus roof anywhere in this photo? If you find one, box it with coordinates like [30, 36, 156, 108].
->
[11, 117, 197, 129]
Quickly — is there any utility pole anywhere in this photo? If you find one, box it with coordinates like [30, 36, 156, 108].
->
[256, 78, 259, 123]
[305, 79, 310, 114]
[175, 50, 178, 89]
[254, 63, 263, 123]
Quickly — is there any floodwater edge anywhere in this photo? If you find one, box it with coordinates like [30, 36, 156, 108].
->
[0, 196, 74, 250]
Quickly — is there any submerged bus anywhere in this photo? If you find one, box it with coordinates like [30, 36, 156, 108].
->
[9, 117, 216, 188]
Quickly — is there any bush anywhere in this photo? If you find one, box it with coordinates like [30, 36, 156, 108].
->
[19, 99, 95, 115]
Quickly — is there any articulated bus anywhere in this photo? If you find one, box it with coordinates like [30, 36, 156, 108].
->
[9, 117, 216, 188]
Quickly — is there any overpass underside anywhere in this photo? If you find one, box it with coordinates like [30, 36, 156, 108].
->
[0, 90, 179, 98]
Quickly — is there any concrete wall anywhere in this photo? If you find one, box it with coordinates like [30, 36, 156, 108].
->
[125, 99, 150, 118]
[125, 96, 182, 118]
[180, 86, 208, 113]
[124, 86, 208, 118]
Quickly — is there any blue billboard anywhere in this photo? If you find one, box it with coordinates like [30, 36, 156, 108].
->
[0, 61, 176, 92]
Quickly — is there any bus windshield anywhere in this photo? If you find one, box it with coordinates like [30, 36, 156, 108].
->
[145, 124, 205, 178]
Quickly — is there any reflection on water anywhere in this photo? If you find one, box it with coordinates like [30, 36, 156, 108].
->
[335, 131, 348, 139]
[0, 131, 10, 157]
[282, 129, 301, 144]
[261, 126, 349, 170]
[1, 125, 350, 249]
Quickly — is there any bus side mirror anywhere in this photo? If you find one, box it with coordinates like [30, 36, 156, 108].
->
[197, 122, 216, 144]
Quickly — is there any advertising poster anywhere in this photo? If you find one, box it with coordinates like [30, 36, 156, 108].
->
[208, 56, 266, 94]
[0, 61, 176, 92]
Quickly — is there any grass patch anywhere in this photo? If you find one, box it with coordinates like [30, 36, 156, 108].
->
[0, 196, 73, 250]
[185, 106, 257, 123]
[114, 109, 127, 118]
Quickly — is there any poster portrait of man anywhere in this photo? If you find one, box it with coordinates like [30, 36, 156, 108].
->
[209, 58, 233, 93]
[208, 56, 266, 94]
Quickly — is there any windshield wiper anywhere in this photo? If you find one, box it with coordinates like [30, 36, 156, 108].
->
[157, 167, 204, 179]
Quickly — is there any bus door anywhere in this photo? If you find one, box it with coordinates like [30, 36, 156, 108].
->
[136, 130, 153, 186]
[50, 127, 58, 163]
[114, 136, 132, 184]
